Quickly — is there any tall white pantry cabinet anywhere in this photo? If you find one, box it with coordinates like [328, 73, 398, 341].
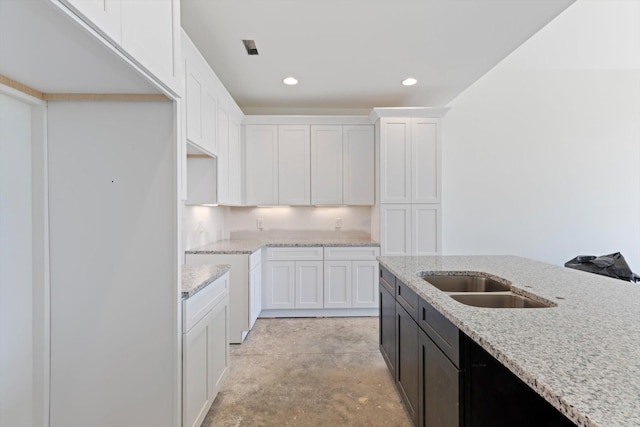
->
[377, 116, 443, 255]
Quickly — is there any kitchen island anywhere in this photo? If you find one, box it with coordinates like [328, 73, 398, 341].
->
[378, 255, 640, 427]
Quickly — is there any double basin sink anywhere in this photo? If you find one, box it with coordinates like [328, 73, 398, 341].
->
[419, 274, 553, 308]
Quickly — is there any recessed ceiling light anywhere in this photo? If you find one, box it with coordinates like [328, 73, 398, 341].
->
[402, 77, 417, 86]
[283, 77, 298, 85]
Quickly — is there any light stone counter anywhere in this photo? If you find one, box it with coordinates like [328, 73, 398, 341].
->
[377, 255, 640, 427]
[186, 232, 379, 255]
[181, 264, 230, 299]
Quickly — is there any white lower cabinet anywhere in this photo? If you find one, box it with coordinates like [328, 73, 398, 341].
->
[182, 272, 229, 427]
[295, 261, 324, 308]
[264, 261, 323, 309]
[352, 261, 379, 307]
[324, 247, 380, 309]
[263, 246, 379, 315]
[249, 250, 262, 328]
[185, 252, 261, 343]
[324, 261, 352, 308]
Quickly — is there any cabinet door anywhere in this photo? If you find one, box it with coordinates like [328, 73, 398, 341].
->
[264, 261, 295, 309]
[185, 62, 202, 147]
[121, 0, 177, 88]
[379, 283, 396, 377]
[217, 107, 230, 204]
[201, 88, 218, 155]
[311, 125, 343, 205]
[419, 329, 461, 427]
[343, 125, 374, 205]
[412, 204, 440, 255]
[278, 125, 310, 205]
[380, 204, 411, 256]
[245, 125, 278, 205]
[396, 302, 419, 427]
[324, 261, 352, 308]
[210, 298, 229, 396]
[412, 119, 440, 203]
[351, 261, 378, 308]
[228, 118, 242, 205]
[61, 0, 121, 43]
[380, 118, 411, 203]
[182, 311, 213, 427]
[249, 263, 262, 328]
[295, 261, 323, 308]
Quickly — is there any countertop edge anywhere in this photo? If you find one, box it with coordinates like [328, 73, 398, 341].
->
[181, 264, 231, 299]
[186, 241, 380, 255]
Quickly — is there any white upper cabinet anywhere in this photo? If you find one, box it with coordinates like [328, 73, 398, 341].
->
[245, 125, 279, 205]
[217, 107, 230, 203]
[61, 0, 121, 42]
[121, 0, 178, 91]
[59, 0, 180, 93]
[227, 118, 242, 205]
[185, 63, 203, 147]
[343, 125, 374, 205]
[311, 125, 343, 205]
[380, 204, 412, 256]
[412, 119, 440, 203]
[380, 118, 441, 204]
[245, 121, 374, 207]
[201, 89, 218, 155]
[278, 125, 311, 205]
[183, 34, 217, 155]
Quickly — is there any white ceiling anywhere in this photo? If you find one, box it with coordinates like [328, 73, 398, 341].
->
[181, 0, 575, 115]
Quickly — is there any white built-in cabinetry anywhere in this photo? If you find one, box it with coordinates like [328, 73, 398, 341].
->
[264, 247, 324, 309]
[323, 247, 379, 308]
[182, 30, 243, 206]
[263, 246, 379, 316]
[244, 121, 374, 206]
[310, 125, 374, 205]
[249, 250, 262, 328]
[378, 116, 442, 255]
[182, 272, 229, 427]
[244, 125, 279, 205]
[185, 251, 262, 344]
[57, 0, 180, 93]
[278, 125, 311, 205]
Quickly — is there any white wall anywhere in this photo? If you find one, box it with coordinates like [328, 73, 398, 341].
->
[182, 204, 228, 251]
[225, 206, 372, 235]
[442, 0, 640, 269]
[0, 94, 33, 427]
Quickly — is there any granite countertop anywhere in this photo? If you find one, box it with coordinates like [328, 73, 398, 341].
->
[186, 233, 380, 255]
[377, 255, 640, 427]
[181, 264, 230, 299]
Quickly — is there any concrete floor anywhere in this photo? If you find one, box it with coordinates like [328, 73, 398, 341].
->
[202, 317, 412, 427]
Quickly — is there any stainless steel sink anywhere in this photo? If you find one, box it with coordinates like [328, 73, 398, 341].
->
[421, 275, 511, 292]
[450, 293, 552, 308]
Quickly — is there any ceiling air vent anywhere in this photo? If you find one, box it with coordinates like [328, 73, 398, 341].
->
[242, 39, 259, 55]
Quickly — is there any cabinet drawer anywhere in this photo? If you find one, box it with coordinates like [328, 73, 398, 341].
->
[183, 272, 229, 332]
[396, 279, 419, 321]
[324, 246, 380, 261]
[380, 265, 396, 295]
[419, 298, 460, 367]
[266, 246, 323, 261]
[250, 249, 261, 269]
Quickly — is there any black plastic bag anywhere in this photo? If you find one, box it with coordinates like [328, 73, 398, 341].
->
[564, 252, 639, 282]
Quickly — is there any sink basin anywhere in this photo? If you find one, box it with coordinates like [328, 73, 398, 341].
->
[450, 293, 552, 308]
[421, 275, 510, 292]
